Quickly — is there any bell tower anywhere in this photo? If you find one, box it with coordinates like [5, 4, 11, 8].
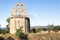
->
[10, 2, 30, 34]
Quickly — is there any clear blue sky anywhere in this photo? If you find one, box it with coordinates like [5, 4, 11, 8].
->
[0, 0, 60, 28]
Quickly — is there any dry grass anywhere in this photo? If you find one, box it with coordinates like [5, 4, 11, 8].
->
[28, 32, 60, 40]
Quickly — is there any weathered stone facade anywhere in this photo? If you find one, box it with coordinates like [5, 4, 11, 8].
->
[9, 2, 30, 34]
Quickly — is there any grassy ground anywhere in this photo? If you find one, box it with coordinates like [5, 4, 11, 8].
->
[0, 32, 60, 40]
[28, 32, 60, 40]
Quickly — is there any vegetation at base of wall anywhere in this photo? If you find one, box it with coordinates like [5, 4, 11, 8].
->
[16, 28, 24, 38]
[16, 31, 25, 39]
[16, 27, 28, 39]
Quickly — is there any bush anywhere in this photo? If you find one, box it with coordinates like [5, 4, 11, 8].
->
[16, 27, 27, 39]
[32, 28, 36, 33]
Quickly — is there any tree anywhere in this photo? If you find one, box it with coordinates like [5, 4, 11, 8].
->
[42, 28, 47, 31]
[6, 18, 10, 29]
[32, 28, 36, 33]
[35, 28, 41, 32]
[56, 25, 60, 31]
[0, 30, 8, 34]
[6, 18, 10, 33]
[47, 24, 53, 30]
[53, 26, 59, 32]
[6, 18, 10, 23]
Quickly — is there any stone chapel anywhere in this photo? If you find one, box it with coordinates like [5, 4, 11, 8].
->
[9, 2, 30, 34]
